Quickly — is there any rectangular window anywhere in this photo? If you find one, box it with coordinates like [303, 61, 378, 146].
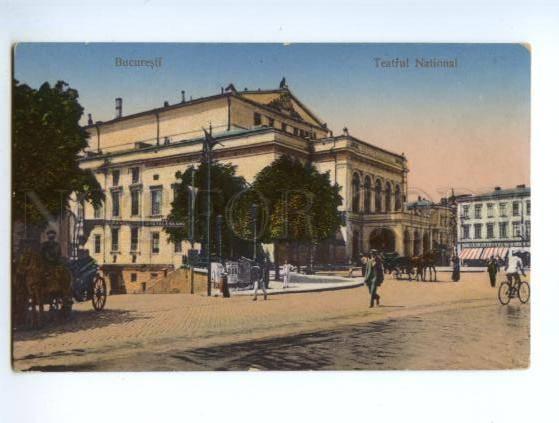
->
[268, 117, 274, 127]
[512, 222, 521, 237]
[499, 222, 508, 238]
[151, 232, 160, 254]
[462, 205, 470, 219]
[131, 167, 140, 184]
[474, 204, 482, 219]
[131, 273, 137, 282]
[94, 234, 101, 254]
[112, 170, 120, 186]
[111, 191, 120, 217]
[130, 227, 139, 252]
[131, 189, 140, 216]
[150, 187, 162, 216]
[293, 127, 299, 136]
[526, 200, 531, 216]
[486, 203, 494, 218]
[526, 221, 531, 238]
[474, 224, 482, 239]
[499, 203, 507, 217]
[174, 240, 182, 253]
[281, 122, 287, 132]
[486, 223, 494, 239]
[512, 201, 520, 216]
[253, 112, 261, 126]
[462, 224, 470, 239]
[111, 227, 119, 251]
[94, 204, 102, 219]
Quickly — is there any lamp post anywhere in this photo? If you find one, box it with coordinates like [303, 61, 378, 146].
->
[251, 203, 258, 261]
[187, 167, 197, 248]
[216, 214, 223, 264]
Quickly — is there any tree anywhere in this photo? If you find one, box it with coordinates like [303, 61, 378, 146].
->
[251, 155, 343, 273]
[12, 80, 104, 241]
[165, 161, 253, 260]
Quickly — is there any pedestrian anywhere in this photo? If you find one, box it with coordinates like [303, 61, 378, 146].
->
[451, 254, 460, 282]
[281, 259, 294, 289]
[360, 253, 368, 277]
[252, 264, 267, 301]
[364, 252, 384, 307]
[487, 255, 498, 288]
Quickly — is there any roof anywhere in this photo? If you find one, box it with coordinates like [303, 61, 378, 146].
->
[83, 82, 328, 131]
[320, 134, 405, 161]
[455, 186, 531, 202]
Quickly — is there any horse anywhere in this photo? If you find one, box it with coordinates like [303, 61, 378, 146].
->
[15, 247, 72, 328]
[410, 256, 425, 281]
[422, 250, 438, 282]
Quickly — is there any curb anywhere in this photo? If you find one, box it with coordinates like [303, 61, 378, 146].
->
[231, 280, 364, 296]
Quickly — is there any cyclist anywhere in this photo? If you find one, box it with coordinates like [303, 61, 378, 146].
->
[504, 250, 525, 291]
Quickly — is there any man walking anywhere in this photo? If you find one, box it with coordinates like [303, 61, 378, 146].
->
[364, 251, 384, 308]
[487, 255, 498, 288]
[252, 264, 267, 301]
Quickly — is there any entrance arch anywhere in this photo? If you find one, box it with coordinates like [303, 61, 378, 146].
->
[423, 232, 431, 253]
[369, 228, 396, 252]
[413, 230, 421, 256]
[352, 230, 360, 262]
[403, 229, 411, 257]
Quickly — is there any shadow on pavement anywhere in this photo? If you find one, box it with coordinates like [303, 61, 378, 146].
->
[12, 308, 146, 342]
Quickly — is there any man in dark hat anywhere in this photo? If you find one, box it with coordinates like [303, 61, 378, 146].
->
[41, 229, 62, 266]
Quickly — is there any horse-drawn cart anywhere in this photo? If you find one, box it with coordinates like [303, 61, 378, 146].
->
[14, 248, 107, 328]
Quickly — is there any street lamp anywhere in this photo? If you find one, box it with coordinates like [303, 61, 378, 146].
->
[216, 214, 223, 264]
[202, 124, 221, 296]
[251, 203, 258, 261]
[187, 167, 197, 248]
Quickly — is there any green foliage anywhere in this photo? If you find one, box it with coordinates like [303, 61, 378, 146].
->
[12, 80, 104, 230]
[251, 155, 343, 244]
[165, 161, 253, 258]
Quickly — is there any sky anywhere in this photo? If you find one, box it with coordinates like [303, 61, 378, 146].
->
[13, 43, 530, 201]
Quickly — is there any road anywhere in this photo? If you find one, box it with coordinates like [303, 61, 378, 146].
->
[12, 271, 530, 371]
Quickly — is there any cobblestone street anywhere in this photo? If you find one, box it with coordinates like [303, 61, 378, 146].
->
[12, 271, 530, 371]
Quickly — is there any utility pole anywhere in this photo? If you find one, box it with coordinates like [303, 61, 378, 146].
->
[203, 124, 220, 296]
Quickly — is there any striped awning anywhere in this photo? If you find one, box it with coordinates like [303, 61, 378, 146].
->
[459, 248, 484, 261]
[480, 247, 510, 261]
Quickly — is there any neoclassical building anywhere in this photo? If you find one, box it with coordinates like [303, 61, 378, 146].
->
[76, 80, 452, 292]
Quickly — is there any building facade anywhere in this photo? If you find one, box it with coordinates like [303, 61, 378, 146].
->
[76, 81, 454, 292]
[456, 185, 531, 265]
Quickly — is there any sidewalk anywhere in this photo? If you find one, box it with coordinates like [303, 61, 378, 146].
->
[229, 273, 364, 296]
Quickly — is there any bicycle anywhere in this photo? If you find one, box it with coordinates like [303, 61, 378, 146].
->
[498, 277, 530, 305]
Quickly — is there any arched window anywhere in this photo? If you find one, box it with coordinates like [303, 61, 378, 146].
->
[351, 173, 360, 213]
[395, 184, 402, 211]
[364, 176, 372, 214]
[385, 182, 392, 212]
[374, 179, 382, 213]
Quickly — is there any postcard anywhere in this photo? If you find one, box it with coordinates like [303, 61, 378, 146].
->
[11, 43, 530, 371]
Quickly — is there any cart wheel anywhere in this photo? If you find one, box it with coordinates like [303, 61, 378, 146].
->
[92, 275, 107, 311]
[498, 281, 511, 305]
[518, 281, 530, 304]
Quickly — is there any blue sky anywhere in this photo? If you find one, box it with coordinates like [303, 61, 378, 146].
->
[14, 43, 530, 200]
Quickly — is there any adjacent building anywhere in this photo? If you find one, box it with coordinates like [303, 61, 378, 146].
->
[455, 185, 531, 265]
[75, 80, 454, 293]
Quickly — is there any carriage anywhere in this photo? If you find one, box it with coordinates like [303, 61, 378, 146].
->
[14, 247, 107, 328]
